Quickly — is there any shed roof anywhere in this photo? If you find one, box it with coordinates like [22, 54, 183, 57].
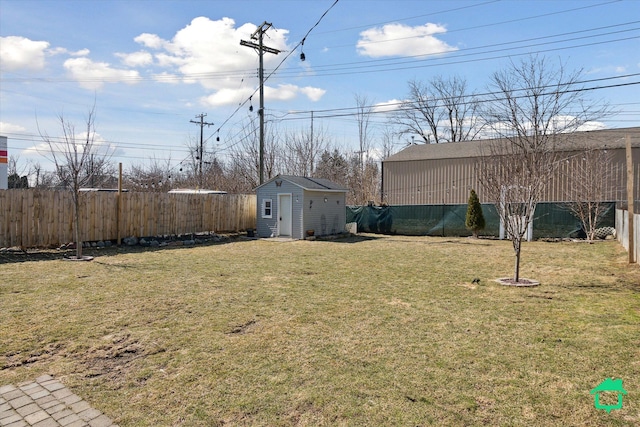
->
[256, 175, 348, 192]
[384, 127, 640, 163]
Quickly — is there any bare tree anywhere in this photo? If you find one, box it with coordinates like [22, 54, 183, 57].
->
[178, 134, 227, 190]
[38, 104, 112, 259]
[227, 116, 280, 192]
[478, 55, 609, 282]
[28, 161, 57, 188]
[351, 94, 378, 204]
[393, 76, 482, 144]
[125, 156, 174, 192]
[7, 155, 29, 188]
[563, 147, 615, 241]
[180, 134, 204, 188]
[380, 125, 400, 160]
[281, 123, 330, 176]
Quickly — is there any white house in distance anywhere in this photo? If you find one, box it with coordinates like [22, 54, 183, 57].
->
[0, 136, 7, 190]
[255, 175, 348, 239]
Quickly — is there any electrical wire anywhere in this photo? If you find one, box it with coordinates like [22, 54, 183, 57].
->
[3, 1, 639, 167]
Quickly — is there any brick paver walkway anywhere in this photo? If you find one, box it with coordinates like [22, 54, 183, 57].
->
[0, 375, 117, 427]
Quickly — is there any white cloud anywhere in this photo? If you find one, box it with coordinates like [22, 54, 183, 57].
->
[116, 51, 153, 67]
[127, 17, 324, 106]
[357, 23, 457, 58]
[201, 84, 325, 108]
[265, 84, 325, 102]
[265, 84, 299, 102]
[0, 122, 27, 133]
[25, 131, 117, 158]
[201, 87, 254, 107]
[576, 121, 606, 132]
[0, 36, 49, 71]
[134, 33, 165, 50]
[48, 47, 90, 57]
[548, 115, 606, 132]
[63, 57, 141, 89]
[134, 17, 278, 90]
[152, 72, 181, 84]
[299, 86, 326, 102]
[373, 99, 403, 113]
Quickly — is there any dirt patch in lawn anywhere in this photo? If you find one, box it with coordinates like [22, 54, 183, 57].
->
[82, 332, 165, 382]
[2, 342, 66, 370]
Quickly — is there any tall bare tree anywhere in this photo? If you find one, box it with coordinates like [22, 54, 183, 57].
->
[351, 94, 379, 204]
[38, 104, 112, 259]
[478, 55, 609, 282]
[393, 76, 482, 144]
[281, 123, 330, 176]
[227, 116, 280, 192]
[380, 125, 400, 160]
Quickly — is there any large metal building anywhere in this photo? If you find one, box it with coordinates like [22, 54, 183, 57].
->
[382, 127, 640, 206]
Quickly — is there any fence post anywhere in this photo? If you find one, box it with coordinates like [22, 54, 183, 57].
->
[117, 163, 122, 246]
[626, 135, 635, 263]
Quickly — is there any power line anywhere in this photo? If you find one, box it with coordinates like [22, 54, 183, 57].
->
[262, 74, 640, 121]
[280, 21, 640, 75]
[267, 32, 640, 80]
[313, 0, 617, 36]
[6, 76, 638, 159]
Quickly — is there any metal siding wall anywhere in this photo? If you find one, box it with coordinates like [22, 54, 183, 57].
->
[384, 147, 637, 206]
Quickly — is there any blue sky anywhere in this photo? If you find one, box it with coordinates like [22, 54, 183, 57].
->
[1, 0, 639, 172]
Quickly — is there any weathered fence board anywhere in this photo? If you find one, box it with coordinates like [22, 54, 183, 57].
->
[616, 208, 640, 264]
[0, 189, 257, 248]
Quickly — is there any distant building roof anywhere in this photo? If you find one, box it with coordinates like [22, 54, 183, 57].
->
[384, 127, 640, 163]
[257, 175, 348, 192]
[168, 189, 227, 194]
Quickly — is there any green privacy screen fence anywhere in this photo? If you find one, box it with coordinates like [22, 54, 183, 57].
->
[346, 202, 616, 238]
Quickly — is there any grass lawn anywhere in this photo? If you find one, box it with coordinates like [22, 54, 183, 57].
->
[1, 235, 639, 426]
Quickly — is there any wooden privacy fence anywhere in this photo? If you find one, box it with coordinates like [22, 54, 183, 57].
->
[0, 189, 257, 248]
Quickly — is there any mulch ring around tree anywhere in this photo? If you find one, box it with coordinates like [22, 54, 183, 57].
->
[495, 277, 541, 287]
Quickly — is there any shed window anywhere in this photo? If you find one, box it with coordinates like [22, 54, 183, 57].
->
[262, 199, 273, 218]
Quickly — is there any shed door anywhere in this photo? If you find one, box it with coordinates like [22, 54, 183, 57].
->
[278, 194, 292, 237]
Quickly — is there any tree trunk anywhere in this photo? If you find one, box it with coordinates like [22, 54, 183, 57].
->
[514, 245, 521, 283]
[74, 197, 83, 259]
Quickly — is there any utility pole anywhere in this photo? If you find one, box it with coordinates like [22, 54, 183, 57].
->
[190, 113, 214, 188]
[240, 21, 281, 184]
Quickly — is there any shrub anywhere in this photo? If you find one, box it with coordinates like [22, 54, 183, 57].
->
[465, 189, 485, 238]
